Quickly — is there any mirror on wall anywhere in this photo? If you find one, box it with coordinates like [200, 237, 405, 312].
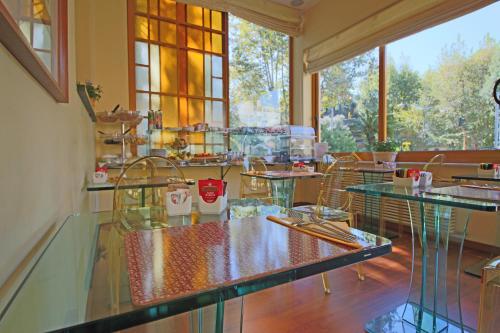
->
[0, 0, 68, 102]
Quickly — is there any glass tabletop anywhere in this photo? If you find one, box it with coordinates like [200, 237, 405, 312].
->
[346, 182, 500, 212]
[87, 176, 196, 192]
[0, 199, 391, 332]
[240, 170, 323, 180]
[452, 174, 500, 182]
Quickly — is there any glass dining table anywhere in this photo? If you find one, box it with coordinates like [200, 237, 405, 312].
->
[347, 183, 500, 333]
[240, 170, 323, 208]
[451, 175, 500, 278]
[0, 199, 391, 333]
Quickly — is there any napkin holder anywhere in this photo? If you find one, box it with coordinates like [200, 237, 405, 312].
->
[165, 187, 192, 216]
[393, 175, 419, 188]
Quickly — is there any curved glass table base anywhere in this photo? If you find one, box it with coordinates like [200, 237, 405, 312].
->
[365, 302, 474, 333]
[346, 183, 500, 333]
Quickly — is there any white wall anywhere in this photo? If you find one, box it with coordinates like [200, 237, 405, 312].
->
[0, 1, 95, 287]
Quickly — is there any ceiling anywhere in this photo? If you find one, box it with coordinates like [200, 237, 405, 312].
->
[269, 0, 322, 11]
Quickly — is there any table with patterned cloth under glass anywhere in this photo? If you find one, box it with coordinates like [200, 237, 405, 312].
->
[0, 199, 390, 333]
[346, 183, 500, 333]
[240, 170, 323, 208]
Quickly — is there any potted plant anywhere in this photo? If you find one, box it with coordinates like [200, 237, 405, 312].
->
[372, 139, 399, 167]
[85, 81, 103, 105]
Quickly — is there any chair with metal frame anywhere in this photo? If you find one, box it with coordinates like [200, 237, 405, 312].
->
[294, 155, 365, 294]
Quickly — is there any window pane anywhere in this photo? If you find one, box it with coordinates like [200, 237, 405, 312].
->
[188, 98, 204, 124]
[204, 31, 211, 52]
[136, 93, 150, 110]
[36, 51, 51, 71]
[159, 0, 176, 19]
[212, 101, 224, 127]
[186, 5, 203, 26]
[150, 45, 160, 92]
[149, 0, 158, 16]
[135, 15, 149, 39]
[161, 96, 178, 128]
[203, 8, 211, 28]
[187, 51, 204, 96]
[319, 49, 379, 152]
[213, 78, 223, 98]
[160, 21, 176, 45]
[205, 100, 212, 125]
[212, 11, 222, 31]
[212, 33, 223, 54]
[136, 0, 148, 13]
[135, 66, 150, 91]
[212, 56, 222, 77]
[387, 2, 500, 150]
[160, 46, 177, 94]
[187, 28, 203, 50]
[149, 19, 159, 41]
[179, 97, 188, 126]
[205, 55, 212, 97]
[229, 15, 289, 127]
[19, 21, 31, 42]
[33, 23, 51, 50]
[151, 93, 160, 109]
[135, 41, 149, 65]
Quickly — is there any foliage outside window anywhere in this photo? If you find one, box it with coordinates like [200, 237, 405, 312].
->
[319, 2, 500, 152]
[387, 3, 500, 151]
[229, 15, 290, 128]
[319, 50, 379, 152]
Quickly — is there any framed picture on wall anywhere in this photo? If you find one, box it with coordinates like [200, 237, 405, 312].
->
[0, 0, 68, 102]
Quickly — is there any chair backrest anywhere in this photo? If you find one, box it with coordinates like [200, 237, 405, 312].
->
[239, 158, 272, 201]
[423, 153, 447, 182]
[315, 155, 358, 216]
[112, 156, 187, 229]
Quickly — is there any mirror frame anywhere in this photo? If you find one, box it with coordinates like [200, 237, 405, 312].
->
[0, 0, 68, 102]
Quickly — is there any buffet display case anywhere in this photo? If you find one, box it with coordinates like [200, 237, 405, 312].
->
[230, 125, 316, 163]
[97, 117, 315, 167]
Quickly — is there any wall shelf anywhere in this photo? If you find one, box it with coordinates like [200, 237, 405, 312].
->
[77, 83, 96, 122]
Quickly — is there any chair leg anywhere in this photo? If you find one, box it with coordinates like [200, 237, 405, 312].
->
[356, 264, 365, 281]
[321, 272, 331, 294]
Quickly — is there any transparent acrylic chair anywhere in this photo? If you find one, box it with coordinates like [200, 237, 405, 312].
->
[423, 153, 447, 182]
[478, 257, 500, 333]
[293, 155, 364, 294]
[112, 156, 187, 231]
[239, 157, 273, 203]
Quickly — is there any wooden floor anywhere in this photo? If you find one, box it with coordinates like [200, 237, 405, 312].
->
[125, 235, 486, 333]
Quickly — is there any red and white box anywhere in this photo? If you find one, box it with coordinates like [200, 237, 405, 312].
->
[198, 179, 228, 214]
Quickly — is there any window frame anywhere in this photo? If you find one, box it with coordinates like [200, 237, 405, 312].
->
[127, 0, 229, 127]
[0, 0, 68, 103]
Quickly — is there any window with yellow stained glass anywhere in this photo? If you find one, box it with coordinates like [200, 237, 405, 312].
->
[129, 0, 228, 153]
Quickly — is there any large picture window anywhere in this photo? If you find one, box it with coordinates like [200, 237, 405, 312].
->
[229, 15, 290, 127]
[129, 0, 228, 128]
[319, 49, 379, 152]
[318, 2, 500, 152]
[386, 2, 500, 151]
[128, 0, 228, 153]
